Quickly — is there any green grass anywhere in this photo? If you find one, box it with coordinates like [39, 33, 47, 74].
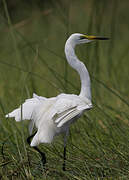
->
[0, 0, 129, 179]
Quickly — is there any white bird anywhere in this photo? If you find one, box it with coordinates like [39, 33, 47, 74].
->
[6, 33, 108, 170]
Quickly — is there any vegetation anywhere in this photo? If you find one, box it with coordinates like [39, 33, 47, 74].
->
[0, 0, 129, 179]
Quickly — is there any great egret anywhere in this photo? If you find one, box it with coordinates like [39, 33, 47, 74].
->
[6, 33, 108, 170]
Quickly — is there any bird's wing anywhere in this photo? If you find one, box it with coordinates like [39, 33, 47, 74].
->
[52, 96, 90, 128]
[33, 93, 47, 101]
[5, 93, 46, 122]
[55, 107, 80, 128]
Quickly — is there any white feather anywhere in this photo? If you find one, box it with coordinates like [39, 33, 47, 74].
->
[5, 93, 46, 121]
[5, 33, 95, 147]
[28, 94, 92, 146]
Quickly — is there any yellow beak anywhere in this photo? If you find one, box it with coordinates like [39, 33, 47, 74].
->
[82, 35, 109, 40]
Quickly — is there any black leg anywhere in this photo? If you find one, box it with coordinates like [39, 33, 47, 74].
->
[62, 128, 69, 171]
[33, 146, 46, 165]
[62, 146, 66, 171]
[27, 132, 46, 166]
[27, 131, 37, 145]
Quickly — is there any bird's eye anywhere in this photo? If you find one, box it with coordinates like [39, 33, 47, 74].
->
[80, 36, 86, 40]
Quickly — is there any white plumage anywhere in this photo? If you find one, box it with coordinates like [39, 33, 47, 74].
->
[6, 33, 108, 148]
[6, 93, 92, 146]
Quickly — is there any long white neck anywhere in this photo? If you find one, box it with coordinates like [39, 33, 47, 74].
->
[65, 40, 91, 100]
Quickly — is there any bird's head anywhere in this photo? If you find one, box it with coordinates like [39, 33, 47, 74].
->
[67, 33, 109, 47]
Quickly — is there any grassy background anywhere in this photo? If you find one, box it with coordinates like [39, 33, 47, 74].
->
[0, 0, 129, 179]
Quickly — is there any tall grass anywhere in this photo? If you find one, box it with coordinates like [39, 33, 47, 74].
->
[0, 0, 129, 179]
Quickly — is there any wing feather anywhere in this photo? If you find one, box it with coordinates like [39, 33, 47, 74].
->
[5, 93, 46, 122]
[54, 106, 76, 123]
[52, 95, 92, 128]
[56, 108, 81, 128]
